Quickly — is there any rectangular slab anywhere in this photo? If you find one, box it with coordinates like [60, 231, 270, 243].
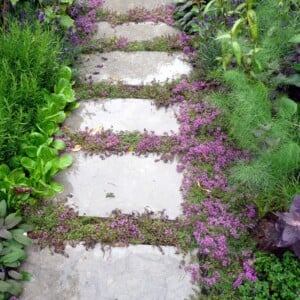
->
[79, 51, 192, 85]
[95, 22, 180, 42]
[103, 0, 175, 13]
[64, 99, 179, 134]
[21, 244, 193, 300]
[54, 153, 183, 219]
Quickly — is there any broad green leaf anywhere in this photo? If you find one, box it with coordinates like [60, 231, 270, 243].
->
[52, 140, 66, 151]
[0, 229, 12, 240]
[66, 101, 80, 111]
[37, 145, 56, 162]
[8, 270, 23, 280]
[50, 181, 64, 193]
[278, 97, 298, 119]
[3, 261, 20, 268]
[59, 66, 72, 81]
[37, 121, 58, 136]
[22, 272, 31, 281]
[28, 132, 46, 146]
[45, 111, 66, 123]
[46, 94, 67, 111]
[60, 86, 75, 102]
[21, 157, 35, 171]
[56, 154, 73, 170]
[23, 146, 38, 158]
[0, 280, 11, 293]
[12, 231, 32, 246]
[60, 14, 74, 28]
[6, 279, 22, 295]
[54, 78, 69, 94]
[0, 201, 6, 218]
[18, 224, 34, 232]
[289, 34, 300, 43]
[4, 213, 22, 229]
[0, 165, 10, 180]
[1, 249, 27, 264]
[9, 0, 19, 5]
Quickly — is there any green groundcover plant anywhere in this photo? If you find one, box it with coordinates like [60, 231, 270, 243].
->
[237, 251, 300, 300]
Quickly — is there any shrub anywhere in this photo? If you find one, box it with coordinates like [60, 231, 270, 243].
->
[0, 21, 62, 162]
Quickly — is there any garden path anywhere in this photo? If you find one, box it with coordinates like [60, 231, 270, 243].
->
[21, 1, 195, 299]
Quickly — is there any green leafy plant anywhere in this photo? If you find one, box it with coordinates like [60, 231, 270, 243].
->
[0, 66, 78, 210]
[238, 251, 300, 299]
[0, 200, 32, 299]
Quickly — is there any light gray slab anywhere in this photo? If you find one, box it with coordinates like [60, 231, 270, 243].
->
[21, 244, 193, 300]
[95, 22, 179, 42]
[103, 0, 175, 13]
[79, 51, 192, 85]
[64, 99, 179, 134]
[54, 153, 183, 219]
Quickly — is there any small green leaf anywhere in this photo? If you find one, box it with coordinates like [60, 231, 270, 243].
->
[18, 224, 34, 232]
[4, 213, 22, 229]
[37, 145, 56, 162]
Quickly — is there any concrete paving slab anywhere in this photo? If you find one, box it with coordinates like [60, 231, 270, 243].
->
[95, 22, 179, 42]
[21, 244, 193, 300]
[64, 99, 179, 134]
[79, 51, 192, 85]
[103, 0, 175, 14]
[54, 153, 183, 219]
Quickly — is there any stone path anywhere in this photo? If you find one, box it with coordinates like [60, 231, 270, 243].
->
[21, 1, 194, 299]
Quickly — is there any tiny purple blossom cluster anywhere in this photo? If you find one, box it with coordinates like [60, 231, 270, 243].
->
[110, 210, 144, 243]
[68, 0, 104, 45]
[233, 259, 257, 288]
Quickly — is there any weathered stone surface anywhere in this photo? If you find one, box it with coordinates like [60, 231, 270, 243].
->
[54, 153, 183, 219]
[64, 99, 179, 134]
[103, 0, 175, 13]
[79, 51, 192, 85]
[94, 22, 180, 42]
[21, 244, 193, 300]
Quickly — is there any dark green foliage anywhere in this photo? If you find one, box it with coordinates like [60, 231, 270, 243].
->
[238, 251, 300, 300]
[0, 21, 62, 162]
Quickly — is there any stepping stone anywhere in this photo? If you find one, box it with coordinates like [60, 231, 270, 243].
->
[95, 22, 180, 42]
[54, 153, 183, 219]
[21, 244, 193, 300]
[64, 99, 179, 134]
[79, 51, 192, 85]
[103, 0, 175, 14]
